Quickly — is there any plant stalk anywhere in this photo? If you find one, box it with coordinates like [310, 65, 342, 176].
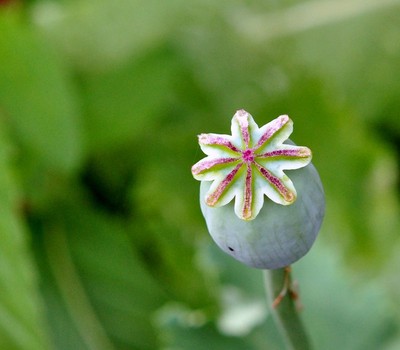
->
[264, 267, 312, 350]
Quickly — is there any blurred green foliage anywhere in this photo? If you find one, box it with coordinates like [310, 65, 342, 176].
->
[1, 0, 400, 349]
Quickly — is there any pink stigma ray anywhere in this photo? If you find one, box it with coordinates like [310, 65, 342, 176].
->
[256, 115, 289, 149]
[206, 163, 243, 206]
[198, 134, 240, 153]
[254, 162, 294, 203]
[192, 157, 238, 175]
[243, 165, 253, 219]
[259, 147, 311, 159]
[235, 110, 251, 147]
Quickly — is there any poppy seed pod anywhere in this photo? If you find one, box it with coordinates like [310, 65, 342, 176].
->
[192, 110, 325, 269]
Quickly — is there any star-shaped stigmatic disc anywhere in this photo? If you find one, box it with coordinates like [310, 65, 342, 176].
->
[191, 110, 312, 220]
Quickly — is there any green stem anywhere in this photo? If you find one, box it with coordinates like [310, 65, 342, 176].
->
[263, 268, 312, 350]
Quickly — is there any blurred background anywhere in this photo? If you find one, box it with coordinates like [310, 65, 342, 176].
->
[1, 0, 400, 349]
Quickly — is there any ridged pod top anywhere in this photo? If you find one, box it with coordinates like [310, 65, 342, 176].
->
[192, 110, 312, 220]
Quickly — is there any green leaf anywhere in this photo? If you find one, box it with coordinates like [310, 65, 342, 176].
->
[32, 191, 168, 350]
[291, 1, 400, 121]
[157, 312, 258, 350]
[0, 14, 83, 173]
[295, 242, 398, 350]
[0, 122, 50, 349]
[81, 47, 178, 152]
[32, 0, 185, 71]
[130, 220, 217, 309]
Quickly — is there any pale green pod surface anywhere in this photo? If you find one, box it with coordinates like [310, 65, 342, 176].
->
[200, 162, 325, 269]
